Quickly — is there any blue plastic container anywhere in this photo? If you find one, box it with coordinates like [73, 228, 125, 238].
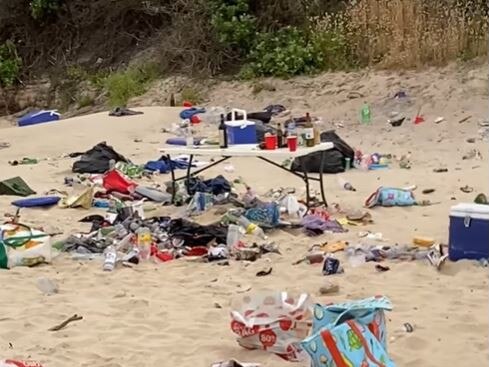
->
[449, 203, 489, 260]
[225, 109, 257, 145]
[18, 110, 60, 127]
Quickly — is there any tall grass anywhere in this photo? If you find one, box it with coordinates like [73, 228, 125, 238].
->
[313, 0, 488, 69]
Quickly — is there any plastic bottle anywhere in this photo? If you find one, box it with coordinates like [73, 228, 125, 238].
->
[136, 227, 152, 260]
[287, 120, 296, 137]
[185, 126, 193, 147]
[103, 245, 117, 271]
[337, 177, 356, 191]
[237, 216, 267, 239]
[361, 102, 371, 124]
[218, 114, 228, 148]
[226, 224, 243, 249]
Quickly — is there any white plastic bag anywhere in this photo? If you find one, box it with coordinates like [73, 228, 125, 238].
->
[230, 291, 312, 361]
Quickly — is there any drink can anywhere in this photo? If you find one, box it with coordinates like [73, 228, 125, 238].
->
[345, 157, 351, 170]
[322, 256, 340, 275]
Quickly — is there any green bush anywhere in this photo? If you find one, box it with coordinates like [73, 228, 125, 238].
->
[242, 27, 323, 78]
[312, 30, 357, 70]
[105, 64, 158, 107]
[0, 41, 22, 87]
[210, 0, 256, 53]
[30, 0, 61, 19]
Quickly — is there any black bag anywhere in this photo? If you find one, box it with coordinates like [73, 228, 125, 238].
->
[291, 130, 355, 174]
[72, 142, 128, 174]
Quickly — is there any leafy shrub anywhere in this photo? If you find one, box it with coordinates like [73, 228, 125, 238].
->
[242, 27, 323, 78]
[210, 0, 256, 53]
[105, 64, 158, 107]
[181, 87, 203, 105]
[0, 41, 22, 87]
[30, 0, 61, 20]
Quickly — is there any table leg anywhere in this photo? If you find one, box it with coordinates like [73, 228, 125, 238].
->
[167, 154, 177, 204]
[185, 155, 194, 195]
[319, 150, 328, 207]
[300, 159, 311, 209]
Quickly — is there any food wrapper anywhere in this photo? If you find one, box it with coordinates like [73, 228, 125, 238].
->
[230, 292, 312, 362]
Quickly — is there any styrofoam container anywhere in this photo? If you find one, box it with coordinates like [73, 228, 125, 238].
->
[449, 203, 489, 260]
[225, 109, 257, 145]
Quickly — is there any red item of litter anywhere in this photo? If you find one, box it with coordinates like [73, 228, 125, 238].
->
[190, 115, 201, 124]
[185, 246, 208, 257]
[414, 115, 425, 124]
[102, 170, 136, 194]
[151, 245, 174, 262]
[183, 100, 193, 107]
[3, 361, 44, 367]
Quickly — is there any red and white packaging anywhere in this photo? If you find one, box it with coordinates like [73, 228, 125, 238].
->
[0, 361, 43, 367]
[230, 292, 311, 362]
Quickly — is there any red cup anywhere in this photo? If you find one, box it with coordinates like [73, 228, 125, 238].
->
[287, 135, 297, 152]
[265, 134, 277, 150]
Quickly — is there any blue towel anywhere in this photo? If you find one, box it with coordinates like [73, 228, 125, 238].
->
[179, 107, 206, 120]
[144, 159, 188, 173]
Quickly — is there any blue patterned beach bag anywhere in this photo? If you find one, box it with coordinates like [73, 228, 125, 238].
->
[365, 187, 415, 208]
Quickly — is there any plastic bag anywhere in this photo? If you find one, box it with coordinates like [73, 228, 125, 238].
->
[0, 224, 52, 269]
[230, 292, 312, 361]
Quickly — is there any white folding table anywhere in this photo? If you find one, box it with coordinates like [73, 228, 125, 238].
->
[159, 143, 334, 208]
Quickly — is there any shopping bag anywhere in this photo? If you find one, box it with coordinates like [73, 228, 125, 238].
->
[230, 292, 311, 361]
[301, 319, 396, 367]
[311, 296, 392, 348]
[365, 187, 415, 208]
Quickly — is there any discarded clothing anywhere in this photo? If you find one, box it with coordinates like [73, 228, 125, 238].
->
[264, 104, 286, 116]
[109, 107, 143, 116]
[185, 175, 231, 196]
[144, 156, 189, 173]
[72, 142, 128, 174]
[0, 177, 36, 197]
[302, 215, 345, 236]
[167, 218, 227, 247]
[365, 187, 416, 208]
[11, 196, 61, 208]
[245, 203, 280, 228]
[179, 107, 206, 120]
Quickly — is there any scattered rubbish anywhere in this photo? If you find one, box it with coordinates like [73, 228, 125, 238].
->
[474, 193, 488, 205]
[403, 322, 414, 333]
[256, 267, 272, 277]
[433, 168, 448, 173]
[0, 142, 10, 149]
[0, 177, 36, 197]
[318, 282, 340, 295]
[375, 264, 390, 272]
[466, 138, 476, 143]
[72, 142, 128, 174]
[337, 177, 356, 192]
[462, 149, 482, 160]
[458, 116, 472, 123]
[8, 158, 39, 166]
[413, 236, 435, 247]
[48, 314, 83, 331]
[302, 296, 395, 367]
[460, 185, 474, 193]
[422, 188, 435, 194]
[0, 223, 52, 269]
[360, 102, 371, 124]
[366, 187, 416, 208]
[230, 292, 311, 361]
[322, 255, 343, 275]
[12, 196, 61, 208]
[103, 245, 117, 271]
[434, 116, 445, 124]
[211, 360, 260, 367]
[109, 107, 143, 116]
[36, 277, 59, 295]
[389, 116, 405, 127]
[0, 361, 44, 367]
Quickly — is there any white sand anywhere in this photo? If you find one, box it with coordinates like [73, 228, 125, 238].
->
[0, 63, 488, 367]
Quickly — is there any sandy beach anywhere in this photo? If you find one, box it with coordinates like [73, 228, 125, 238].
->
[0, 63, 488, 367]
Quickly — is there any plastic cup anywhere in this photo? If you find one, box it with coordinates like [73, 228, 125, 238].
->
[287, 136, 297, 152]
[264, 134, 277, 150]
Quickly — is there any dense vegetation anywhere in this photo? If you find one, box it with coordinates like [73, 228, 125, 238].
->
[0, 0, 487, 107]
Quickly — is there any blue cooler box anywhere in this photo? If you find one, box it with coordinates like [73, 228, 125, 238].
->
[225, 108, 257, 145]
[449, 203, 489, 261]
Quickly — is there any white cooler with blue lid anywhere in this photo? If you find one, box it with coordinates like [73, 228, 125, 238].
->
[225, 109, 257, 145]
[449, 203, 489, 261]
